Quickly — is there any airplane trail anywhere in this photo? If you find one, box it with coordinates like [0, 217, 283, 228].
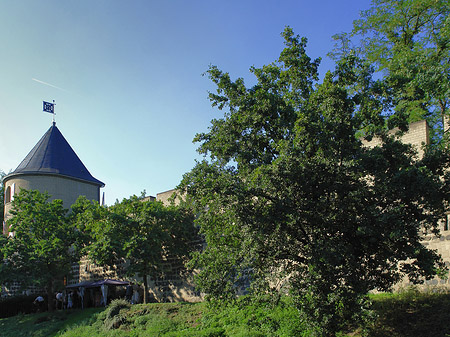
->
[32, 78, 69, 92]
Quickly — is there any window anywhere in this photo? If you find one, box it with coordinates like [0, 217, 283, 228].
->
[5, 186, 11, 203]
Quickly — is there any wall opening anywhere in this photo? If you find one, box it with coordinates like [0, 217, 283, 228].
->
[5, 186, 11, 203]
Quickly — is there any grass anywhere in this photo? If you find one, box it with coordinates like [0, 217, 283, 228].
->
[2, 289, 450, 336]
[364, 289, 450, 337]
[0, 307, 103, 337]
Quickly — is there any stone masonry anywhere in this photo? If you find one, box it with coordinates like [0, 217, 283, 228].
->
[364, 120, 450, 289]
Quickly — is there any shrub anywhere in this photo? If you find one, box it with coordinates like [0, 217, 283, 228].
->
[0, 294, 40, 318]
[102, 299, 131, 331]
[201, 296, 307, 336]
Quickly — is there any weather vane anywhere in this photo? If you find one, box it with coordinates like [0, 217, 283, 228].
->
[43, 100, 56, 125]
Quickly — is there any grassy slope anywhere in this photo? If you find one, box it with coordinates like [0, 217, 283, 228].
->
[365, 291, 450, 337]
[2, 291, 450, 337]
[0, 307, 104, 337]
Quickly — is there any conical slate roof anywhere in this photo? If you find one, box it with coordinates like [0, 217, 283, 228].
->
[8, 123, 104, 187]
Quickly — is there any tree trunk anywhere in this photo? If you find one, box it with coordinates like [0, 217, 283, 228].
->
[143, 274, 148, 304]
[46, 279, 54, 312]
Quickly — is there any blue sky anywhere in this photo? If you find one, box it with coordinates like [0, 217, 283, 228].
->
[0, 0, 372, 205]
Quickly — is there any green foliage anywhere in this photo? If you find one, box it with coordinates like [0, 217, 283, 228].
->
[200, 296, 307, 337]
[180, 27, 450, 335]
[3, 293, 450, 336]
[71, 197, 126, 274]
[0, 170, 5, 225]
[332, 0, 450, 144]
[101, 298, 131, 330]
[73, 195, 198, 303]
[0, 294, 38, 318]
[0, 308, 103, 337]
[365, 288, 450, 337]
[104, 299, 131, 318]
[60, 302, 207, 337]
[0, 189, 83, 311]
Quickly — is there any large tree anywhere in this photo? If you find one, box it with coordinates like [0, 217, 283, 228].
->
[180, 27, 450, 335]
[0, 170, 5, 227]
[74, 195, 197, 304]
[0, 189, 83, 311]
[332, 0, 450, 143]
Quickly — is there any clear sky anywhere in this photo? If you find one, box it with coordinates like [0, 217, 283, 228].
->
[0, 0, 372, 205]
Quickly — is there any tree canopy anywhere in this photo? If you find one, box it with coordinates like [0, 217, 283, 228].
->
[0, 189, 83, 311]
[0, 170, 5, 227]
[74, 195, 197, 304]
[180, 26, 450, 335]
[332, 0, 450, 143]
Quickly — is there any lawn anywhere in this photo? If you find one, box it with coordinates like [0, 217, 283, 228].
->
[2, 289, 450, 337]
[0, 307, 104, 337]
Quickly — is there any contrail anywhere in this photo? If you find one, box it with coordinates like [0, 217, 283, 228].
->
[32, 78, 69, 92]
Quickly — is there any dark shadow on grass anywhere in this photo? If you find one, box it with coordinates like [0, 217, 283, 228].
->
[367, 293, 450, 337]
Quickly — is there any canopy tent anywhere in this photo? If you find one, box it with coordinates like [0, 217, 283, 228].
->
[66, 280, 93, 289]
[66, 279, 130, 308]
[88, 279, 129, 288]
[66, 279, 129, 289]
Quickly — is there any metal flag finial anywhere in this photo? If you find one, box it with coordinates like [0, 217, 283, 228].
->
[43, 100, 56, 125]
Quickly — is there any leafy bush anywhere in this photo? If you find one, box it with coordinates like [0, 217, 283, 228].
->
[133, 314, 152, 326]
[0, 294, 40, 318]
[201, 296, 308, 336]
[101, 299, 130, 330]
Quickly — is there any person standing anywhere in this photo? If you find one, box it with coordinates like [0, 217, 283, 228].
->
[56, 292, 63, 310]
[67, 291, 73, 309]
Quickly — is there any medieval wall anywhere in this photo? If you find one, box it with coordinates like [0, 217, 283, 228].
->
[422, 229, 450, 287]
[135, 188, 203, 302]
[145, 254, 203, 303]
[157, 189, 183, 206]
[364, 119, 450, 289]
[362, 120, 430, 158]
[74, 256, 118, 284]
[71, 189, 202, 303]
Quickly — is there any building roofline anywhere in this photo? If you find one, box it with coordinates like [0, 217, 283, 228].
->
[9, 124, 104, 187]
[3, 171, 105, 188]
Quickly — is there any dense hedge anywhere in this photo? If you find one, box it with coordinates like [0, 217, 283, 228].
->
[0, 294, 45, 318]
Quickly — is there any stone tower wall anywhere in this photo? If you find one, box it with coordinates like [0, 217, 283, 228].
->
[3, 174, 100, 222]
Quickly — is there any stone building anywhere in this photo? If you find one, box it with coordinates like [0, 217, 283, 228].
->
[2, 123, 200, 301]
[364, 120, 450, 288]
[6, 118, 445, 300]
[3, 122, 104, 231]
[2, 122, 105, 295]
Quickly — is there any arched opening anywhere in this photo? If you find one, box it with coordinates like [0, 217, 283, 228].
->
[5, 186, 11, 203]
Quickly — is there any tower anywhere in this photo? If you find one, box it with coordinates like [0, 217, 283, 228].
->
[3, 122, 104, 233]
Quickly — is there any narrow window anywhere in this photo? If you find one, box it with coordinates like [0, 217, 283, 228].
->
[444, 215, 449, 231]
[5, 186, 11, 203]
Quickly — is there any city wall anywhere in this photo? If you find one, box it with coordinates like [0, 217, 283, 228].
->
[364, 120, 450, 289]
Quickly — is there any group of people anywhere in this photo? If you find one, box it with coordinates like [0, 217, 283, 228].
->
[32, 282, 142, 312]
[55, 291, 74, 309]
[33, 290, 76, 312]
